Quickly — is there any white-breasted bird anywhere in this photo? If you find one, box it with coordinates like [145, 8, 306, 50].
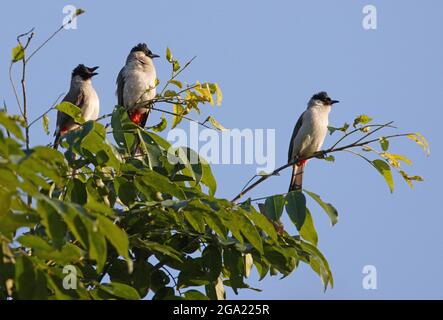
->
[288, 91, 339, 191]
[53, 64, 100, 149]
[116, 43, 159, 127]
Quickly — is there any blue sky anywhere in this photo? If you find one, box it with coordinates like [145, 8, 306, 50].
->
[1, 1, 442, 299]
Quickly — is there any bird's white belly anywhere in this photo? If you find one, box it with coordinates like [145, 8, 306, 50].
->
[123, 70, 156, 109]
[81, 88, 100, 121]
[293, 109, 329, 158]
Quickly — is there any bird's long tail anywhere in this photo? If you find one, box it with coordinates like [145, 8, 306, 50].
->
[289, 159, 307, 192]
[129, 109, 151, 156]
[53, 134, 60, 150]
[53, 127, 68, 150]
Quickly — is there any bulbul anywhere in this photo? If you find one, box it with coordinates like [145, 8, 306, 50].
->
[288, 91, 339, 191]
[116, 43, 159, 127]
[53, 64, 100, 149]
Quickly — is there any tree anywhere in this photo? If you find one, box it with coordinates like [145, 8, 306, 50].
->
[0, 11, 429, 300]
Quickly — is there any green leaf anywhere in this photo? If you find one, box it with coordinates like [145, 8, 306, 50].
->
[323, 155, 335, 162]
[166, 47, 173, 62]
[0, 112, 24, 140]
[98, 282, 141, 300]
[299, 208, 318, 246]
[173, 60, 181, 72]
[202, 245, 222, 281]
[285, 191, 306, 231]
[75, 8, 86, 16]
[353, 114, 372, 128]
[37, 199, 67, 249]
[184, 210, 206, 233]
[247, 208, 278, 242]
[184, 290, 209, 300]
[205, 116, 226, 131]
[17, 235, 83, 265]
[168, 80, 183, 89]
[14, 256, 48, 299]
[299, 239, 333, 290]
[171, 104, 185, 129]
[200, 157, 217, 196]
[372, 159, 394, 193]
[55, 102, 85, 124]
[238, 212, 264, 254]
[223, 247, 244, 294]
[328, 123, 349, 135]
[96, 215, 132, 272]
[379, 137, 389, 151]
[42, 114, 50, 135]
[12, 43, 25, 62]
[144, 170, 186, 199]
[264, 195, 285, 221]
[177, 147, 203, 186]
[150, 115, 167, 132]
[65, 179, 87, 205]
[304, 190, 339, 226]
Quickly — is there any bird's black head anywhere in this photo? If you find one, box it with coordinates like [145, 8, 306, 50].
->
[311, 91, 339, 105]
[72, 64, 99, 80]
[130, 43, 160, 59]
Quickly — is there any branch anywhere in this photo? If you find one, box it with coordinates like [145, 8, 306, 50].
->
[231, 130, 413, 203]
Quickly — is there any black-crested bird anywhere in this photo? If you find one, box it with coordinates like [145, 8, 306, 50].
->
[288, 91, 339, 191]
[53, 64, 100, 149]
[116, 43, 159, 127]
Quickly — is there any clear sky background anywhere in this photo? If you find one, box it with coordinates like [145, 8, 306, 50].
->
[1, 1, 442, 299]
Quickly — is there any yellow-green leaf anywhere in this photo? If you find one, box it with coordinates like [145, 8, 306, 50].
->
[353, 114, 372, 128]
[12, 44, 25, 62]
[42, 114, 49, 135]
[379, 137, 389, 151]
[407, 132, 430, 156]
[172, 104, 185, 129]
[205, 116, 226, 131]
[166, 47, 173, 62]
[372, 159, 394, 193]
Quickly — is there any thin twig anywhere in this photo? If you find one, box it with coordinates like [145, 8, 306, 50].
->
[160, 55, 197, 95]
[329, 123, 396, 150]
[25, 13, 81, 63]
[27, 92, 65, 128]
[8, 63, 24, 117]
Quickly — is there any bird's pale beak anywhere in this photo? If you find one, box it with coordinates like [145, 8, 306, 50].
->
[149, 53, 160, 59]
[331, 100, 340, 105]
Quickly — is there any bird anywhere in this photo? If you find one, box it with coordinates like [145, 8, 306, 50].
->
[53, 64, 100, 149]
[116, 43, 159, 128]
[287, 91, 339, 191]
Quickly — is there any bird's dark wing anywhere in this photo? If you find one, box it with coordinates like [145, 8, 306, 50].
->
[116, 68, 125, 107]
[288, 111, 305, 163]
